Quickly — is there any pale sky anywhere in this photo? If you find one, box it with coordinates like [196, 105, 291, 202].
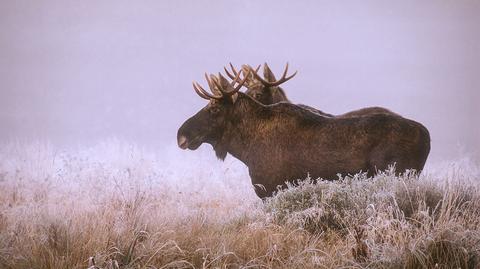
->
[0, 1, 479, 162]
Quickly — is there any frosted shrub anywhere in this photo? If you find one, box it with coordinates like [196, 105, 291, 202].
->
[264, 172, 400, 233]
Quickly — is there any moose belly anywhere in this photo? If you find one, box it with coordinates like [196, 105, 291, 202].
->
[248, 157, 369, 198]
[284, 157, 369, 181]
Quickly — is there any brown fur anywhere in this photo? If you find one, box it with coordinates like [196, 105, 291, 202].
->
[178, 92, 431, 199]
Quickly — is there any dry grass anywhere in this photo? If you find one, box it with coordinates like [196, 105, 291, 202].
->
[0, 140, 479, 269]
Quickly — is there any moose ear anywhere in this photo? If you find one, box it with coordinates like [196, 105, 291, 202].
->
[263, 63, 277, 83]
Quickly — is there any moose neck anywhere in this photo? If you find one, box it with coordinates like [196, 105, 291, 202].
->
[213, 93, 264, 164]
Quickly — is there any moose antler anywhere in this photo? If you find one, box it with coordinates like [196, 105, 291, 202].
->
[253, 63, 297, 87]
[192, 69, 251, 100]
[192, 73, 223, 100]
[212, 69, 251, 95]
[251, 63, 297, 87]
[224, 63, 240, 80]
[225, 63, 296, 88]
[224, 63, 260, 82]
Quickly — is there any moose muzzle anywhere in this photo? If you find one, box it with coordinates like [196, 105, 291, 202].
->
[177, 135, 188, 150]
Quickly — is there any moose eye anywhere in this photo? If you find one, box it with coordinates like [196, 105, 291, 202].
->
[254, 93, 262, 99]
[210, 107, 220, 114]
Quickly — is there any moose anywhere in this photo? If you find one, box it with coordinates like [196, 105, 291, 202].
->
[225, 63, 397, 118]
[177, 69, 431, 199]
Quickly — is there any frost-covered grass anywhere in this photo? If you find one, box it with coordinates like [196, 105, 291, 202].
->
[0, 140, 479, 268]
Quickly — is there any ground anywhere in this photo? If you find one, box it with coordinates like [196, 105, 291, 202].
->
[0, 140, 479, 269]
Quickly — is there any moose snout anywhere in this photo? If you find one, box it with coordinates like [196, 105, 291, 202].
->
[177, 135, 188, 149]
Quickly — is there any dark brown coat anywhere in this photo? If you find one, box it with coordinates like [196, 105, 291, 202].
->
[178, 75, 430, 199]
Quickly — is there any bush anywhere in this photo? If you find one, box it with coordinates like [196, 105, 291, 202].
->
[265, 169, 480, 268]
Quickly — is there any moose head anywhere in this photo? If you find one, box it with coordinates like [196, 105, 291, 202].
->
[177, 69, 250, 159]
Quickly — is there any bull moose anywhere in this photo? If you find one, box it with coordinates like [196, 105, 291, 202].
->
[177, 70, 431, 199]
[225, 63, 396, 118]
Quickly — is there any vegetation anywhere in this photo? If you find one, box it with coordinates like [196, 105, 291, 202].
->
[0, 141, 479, 268]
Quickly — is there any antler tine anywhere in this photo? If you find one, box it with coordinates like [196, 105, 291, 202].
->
[209, 74, 223, 95]
[232, 69, 251, 92]
[211, 75, 225, 94]
[204, 73, 215, 90]
[273, 62, 297, 87]
[251, 64, 271, 85]
[254, 64, 261, 73]
[281, 62, 289, 79]
[229, 67, 243, 88]
[192, 82, 211, 100]
[192, 75, 222, 100]
[224, 67, 236, 80]
[277, 62, 297, 85]
[224, 62, 240, 80]
[211, 69, 249, 95]
[252, 62, 297, 87]
[244, 64, 260, 73]
[230, 63, 240, 74]
[205, 73, 226, 97]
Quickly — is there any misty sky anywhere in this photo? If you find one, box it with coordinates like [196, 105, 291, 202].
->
[0, 1, 479, 162]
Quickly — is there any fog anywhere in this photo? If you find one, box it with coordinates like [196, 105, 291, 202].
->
[1, 1, 479, 163]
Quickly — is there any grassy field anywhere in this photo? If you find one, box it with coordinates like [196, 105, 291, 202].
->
[0, 140, 479, 269]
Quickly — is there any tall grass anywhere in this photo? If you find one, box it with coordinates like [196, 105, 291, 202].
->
[0, 140, 479, 268]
